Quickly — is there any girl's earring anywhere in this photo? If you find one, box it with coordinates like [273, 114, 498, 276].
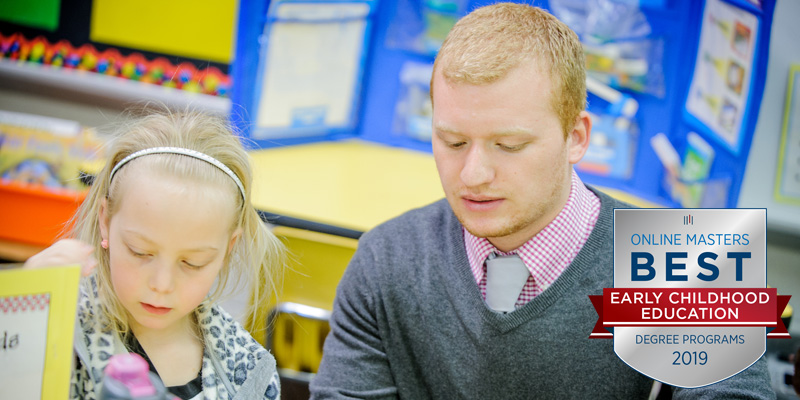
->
[101, 239, 108, 249]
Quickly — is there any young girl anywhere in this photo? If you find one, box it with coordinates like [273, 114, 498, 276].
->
[24, 109, 285, 399]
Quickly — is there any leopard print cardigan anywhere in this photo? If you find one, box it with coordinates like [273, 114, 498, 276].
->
[70, 278, 280, 399]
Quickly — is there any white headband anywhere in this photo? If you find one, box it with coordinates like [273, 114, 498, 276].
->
[109, 147, 246, 200]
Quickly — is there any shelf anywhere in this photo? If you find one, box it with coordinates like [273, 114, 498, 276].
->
[0, 59, 230, 115]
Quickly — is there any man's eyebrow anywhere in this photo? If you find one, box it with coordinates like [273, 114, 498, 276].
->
[492, 129, 536, 138]
[434, 125, 535, 138]
[432, 123, 461, 135]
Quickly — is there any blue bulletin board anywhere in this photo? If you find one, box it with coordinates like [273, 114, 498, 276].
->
[231, 0, 776, 209]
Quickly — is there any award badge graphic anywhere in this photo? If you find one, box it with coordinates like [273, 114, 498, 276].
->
[590, 208, 791, 388]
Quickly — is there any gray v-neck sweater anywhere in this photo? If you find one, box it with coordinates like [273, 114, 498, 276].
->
[311, 188, 773, 399]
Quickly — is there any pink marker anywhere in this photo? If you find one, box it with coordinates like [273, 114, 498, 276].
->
[100, 353, 176, 399]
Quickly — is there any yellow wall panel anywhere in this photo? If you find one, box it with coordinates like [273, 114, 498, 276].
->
[90, 0, 236, 64]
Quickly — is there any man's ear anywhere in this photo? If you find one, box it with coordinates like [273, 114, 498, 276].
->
[99, 198, 109, 242]
[567, 110, 592, 164]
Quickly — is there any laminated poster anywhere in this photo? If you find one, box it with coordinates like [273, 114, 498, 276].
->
[685, 0, 758, 154]
[254, 2, 371, 138]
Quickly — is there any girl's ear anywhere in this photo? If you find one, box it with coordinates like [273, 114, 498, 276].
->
[99, 198, 110, 242]
[228, 227, 243, 254]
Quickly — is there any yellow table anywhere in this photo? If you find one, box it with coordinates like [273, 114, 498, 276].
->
[249, 139, 445, 234]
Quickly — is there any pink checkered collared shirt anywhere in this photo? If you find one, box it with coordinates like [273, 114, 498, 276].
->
[464, 169, 601, 309]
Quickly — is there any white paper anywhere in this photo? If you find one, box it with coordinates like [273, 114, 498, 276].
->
[255, 3, 370, 137]
[685, 0, 758, 152]
[0, 293, 50, 399]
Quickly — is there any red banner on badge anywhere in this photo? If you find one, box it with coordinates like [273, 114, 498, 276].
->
[589, 288, 791, 338]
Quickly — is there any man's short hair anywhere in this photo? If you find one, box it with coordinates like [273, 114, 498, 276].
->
[432, 3, 586, 138]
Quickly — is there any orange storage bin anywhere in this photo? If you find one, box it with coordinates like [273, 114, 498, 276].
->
[0, 181, 87, 247]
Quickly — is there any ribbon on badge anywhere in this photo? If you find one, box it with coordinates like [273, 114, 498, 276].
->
[589, 288, 791, 338]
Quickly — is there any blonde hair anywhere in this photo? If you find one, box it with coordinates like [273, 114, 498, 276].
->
[432, 3, 586, 137]
[70, 107, 284, 338]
